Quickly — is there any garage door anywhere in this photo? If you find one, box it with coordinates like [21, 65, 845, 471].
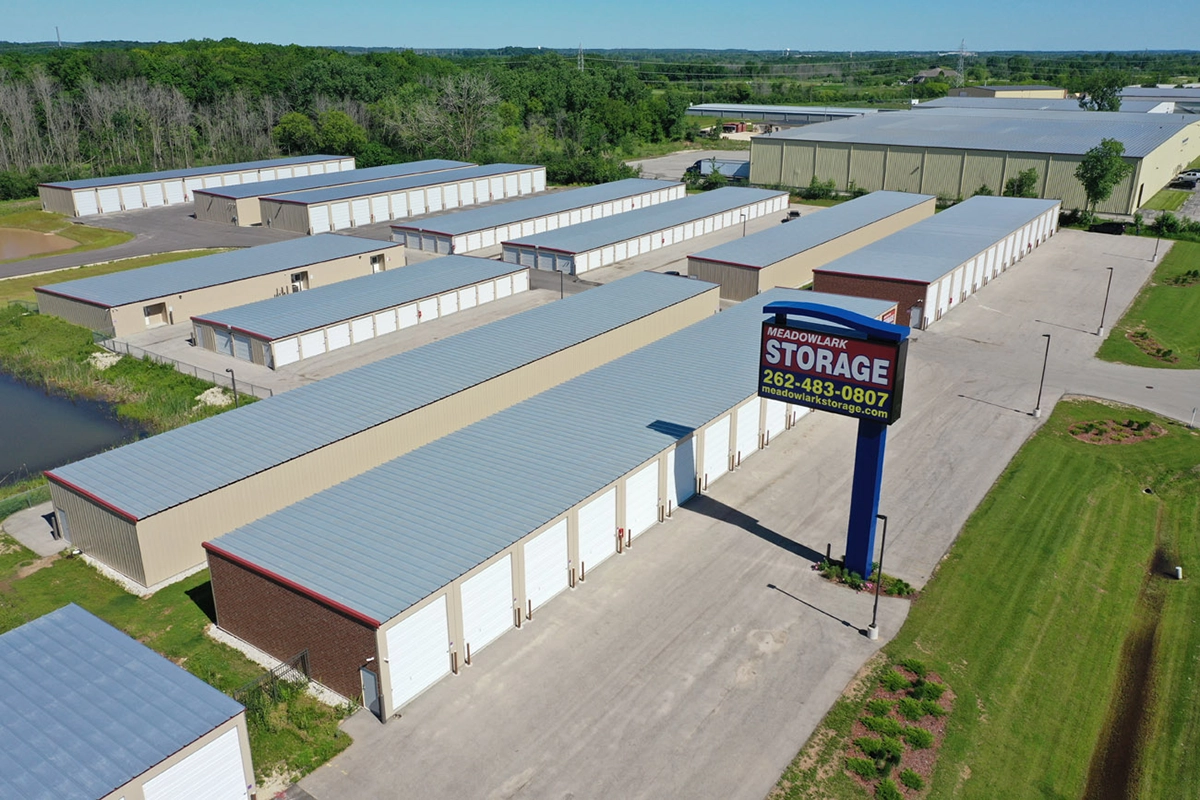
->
[439, 291, 458, 316]
[202, 175, 222, 188]
[274, 338, 300, 367]
[524, 520, 568, 611]
[232, 333, 252, 362]
[118, 185, 141, 209]
[164, 181, 185, 205]
[519, 172, 533, 194]
[667, 438, 696, 511]
[391, 193, 408, 217]
[330, 202, 352, 230]
[142, 727, 247, 800]
[495, 276, 512, 298]
[577, 488, 617, 575]
[734, 399, 761, 465]
[299, 330, 326, 358]
[398, 304, 418, 328]
[240, 172, 258, 184]
[444, 183, 459, 208]
[459, 286, 477, 309]
[624, 461, 659, 539]
[409, 190, 426, 216]
[294, 166, 310, 177]
[764, 399, 788, 445]
[477, 281, 495, 304]
[374, 310, 397, 335]
[351, 316, 374, 342]
[73, 191, 98, 216]
[213, 327, 233, 355]
[351, 198, 370, 226]
[371, 196, 389, 222]
[427, 187, 443, 212]
[309, 205, 330, 234]
[512, 271, 529, 294]
[702, 416, 730, 490]
[224, 174, 241, 186]
[327, 323, 351, 350]
[461, 556, 514, 658]
[184, 178, 203, 200]
[475, 179, 490, 201]
[387, 595, 451, 710]
[144, 183, 165, 207]
[490, 176, 504, 198]
[97, 187, 120, 213]
[417, 297, 438, 322]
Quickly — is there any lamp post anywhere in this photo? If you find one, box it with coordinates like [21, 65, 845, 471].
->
[559, 268, 564, 299]
[225, 367, 240, 409]
[1097, 267, 1114, 336]
[867, 513, 888, 641]
[740, 212, 747, 237]
[1033, 333, 1051, 418]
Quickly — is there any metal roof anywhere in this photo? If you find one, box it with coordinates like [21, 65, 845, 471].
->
[756, 107, 1200, 158]
[917, 97, 1167, 113]
[192, 160, 470, 200]
[207, 288, 894, 624]
[39, 154, 345, 191]
[193, 255, 525, 341]
[690, 191, 933, 269]
[1121, 86, 1200, 101]
[390, 179, 681, 237]
[970, 85, 1064, 93]
[687, 103, 877, 116]
[505, 187, 788, 254]
[268, 164, 540, 206]
[36, 234, 398, 308]
[814, 195, 1060, 284]
[46, 273, 715, 521]
[0, 604, 243, 800]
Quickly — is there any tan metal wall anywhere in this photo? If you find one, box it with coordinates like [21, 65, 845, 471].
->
[34, 291, 116, 336]
[687, 260, 760, 301]
[193, 192, 237, 225]
[130, 286, 720, 586]
[848, 145, 886, 192]
[961, 152, 1007, 197]
[961, 87, 1067, 99]
[101, 714, 254, 800]
[38, 185, 77, 216]
[48, 481, 145, 585]
[1134, 119, 1200, 210]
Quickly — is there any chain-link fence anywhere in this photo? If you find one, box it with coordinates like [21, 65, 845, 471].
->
[0, 484, 52, 522]
[93, 334, 274, 399]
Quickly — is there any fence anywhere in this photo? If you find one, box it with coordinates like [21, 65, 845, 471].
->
[233, 649, 311, 705]
[0, 484, 52, 522]
[7, 300, 38, 313]
[93, 334, 274, 399]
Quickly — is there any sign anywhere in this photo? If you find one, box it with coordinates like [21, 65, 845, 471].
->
[758, 321, 908, 424]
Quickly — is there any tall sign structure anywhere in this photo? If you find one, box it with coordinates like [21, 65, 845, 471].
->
[758, 301, 910, 579]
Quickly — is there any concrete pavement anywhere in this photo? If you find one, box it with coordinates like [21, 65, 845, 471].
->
[626, 149, 749, 181]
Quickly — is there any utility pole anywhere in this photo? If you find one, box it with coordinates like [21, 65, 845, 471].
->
[56, 26, 62, 47]
[578, 43, 584, 72]
[956, 39, 966, 87]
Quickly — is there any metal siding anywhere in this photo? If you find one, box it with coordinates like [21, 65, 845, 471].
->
[884, 148, 923, 193]
[47, 482, 145, 585]
[961, 152, 1006, 196]
[142, 727, 247, 800]
[922, 149, 965, 197]
[814, 143, 850, 187]
[848, 145, 885, 191]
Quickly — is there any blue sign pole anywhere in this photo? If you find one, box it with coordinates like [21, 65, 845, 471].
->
[844, 419, 887, 579]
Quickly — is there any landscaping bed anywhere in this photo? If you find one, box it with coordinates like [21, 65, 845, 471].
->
[1098, 240, 1200, 369]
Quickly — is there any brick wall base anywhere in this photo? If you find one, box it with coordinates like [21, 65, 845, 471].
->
[813, 273, 930, 328]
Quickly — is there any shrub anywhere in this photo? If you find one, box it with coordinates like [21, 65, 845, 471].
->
[887, 578, 915, 596]
[900, 769, 925, 790]
[866, 698, 897, 717]
[846, 571, 865, 590]
[801, 175, 836, 200]
[857, 735, 904, 763]
[921, 699, 947, 717]
[846, 756, 877, 779]
[876, 778, 904, 800]
[897, 697, 925, 720]
[862, 716, 903, 736]
[881, 670, 910, 692]
[898, 658, 927, 678]
[903, 726, 935, 749]
[974, 183, 994, 196]
[909, 679, 947, 701]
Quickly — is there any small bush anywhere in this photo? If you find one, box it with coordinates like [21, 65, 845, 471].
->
[846, 571, 865, 590]
[887, 578, 915, 596]
[903, 726, 935, 749]
[857, 735, 904, 763]
[862, 716, 903, 736]
[900, 768, 925, 790]
[909, 679, 947, 701]
[846, 756, 877, 779]
[897, 697, 925, 720]
[921, 699, 947, 717]
[881, 670, 911, 692]
[866, 698, 897, 717]
[876, 778, 904, 800]
[897, 658, 927, 678]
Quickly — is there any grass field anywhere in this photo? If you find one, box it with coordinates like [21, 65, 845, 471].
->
[1142, 189, 1190, 212]
[772, 399, 1200, 799]
[0, 200, 133, 262]
[1097, 241, 1200, 368]
[0, 248, 224, 304]
[0, 534, 352, 783]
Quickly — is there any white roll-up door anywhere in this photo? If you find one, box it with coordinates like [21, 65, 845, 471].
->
[427, 187, 443, 212]
[475, 179, 490, 201]
[500, 174, 516, 197]
[391, 193, 408, 217]
[73, 191, 98, 216]
[387, 595, 451, 710]
[351, 198, 370, 226]
[577, 488, 617, 574]
[444, 183, 459, 208]
[533, 170, 546, 192]
[274, 338, 300, 367]
[519, 172, 532, 194]
[417, 297, 438, 322]
[202, 175, 221, 188]
[308, 205, 330, 234]
[524, 520, 568, 611]
[466, 232, 482, 251]
[331, 202, 352, 230]
[164, 182, 185, 204]
[143, 183, 165, 207]
[624, 461, 659, 539]
[184, 178, 203, 199]
[299, 330, 326, 358]
[764, 400, 787, 445]
[477, 281, 495, 303]
[460, 181, 475, 206]
[142, 726, 247, 800]
[241, 172, 258, 184]
[294, 166, 310, 177]
[232, 333, 252, 362]
[667, 438, 697, 510]
[374, 310, 397, 335]
[489, 176, 503, 199]
[735, 399, 761, 464]
[371, 196, 388, 222]
[260, 169, 277, 181]
[213, 327, 233, 355]
[511, 271, 529, 294]
[458, 286, 477, 309]
[950, 267, 963, 303]
[398, 304, 418, 328]
[461, 555, 513, 657]
[439, 291, 458, 316]
[97, 187, 120, 212]
[702, 416, 730, 489]
[327, 323, 351, 350]
[351, 316, 374, 342]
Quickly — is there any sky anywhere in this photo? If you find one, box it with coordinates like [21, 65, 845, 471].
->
[1, 0, 1196, 52]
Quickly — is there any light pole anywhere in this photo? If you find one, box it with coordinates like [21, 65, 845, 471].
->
[1097, 267, 1114, 336]
[867, 513, 888, 641]
[1033, 333, 1051, 418]
[740, 212, 747, 237]
[225, 367, 240, 409]
[559, 268, 564, 299]
[1190, 407, 1197, 429]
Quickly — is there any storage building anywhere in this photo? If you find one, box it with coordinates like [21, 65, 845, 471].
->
[688, 191, 935, 300]
[1120, 86, 1200, 113]
[193, 159, 469, 226]
[391, 178, 684, 254]
[0, 604, 254, 800]
[502, 187, 790, 275]
[686, 103, 878, 126]
[812, 195, 1061, 328]
[204, 288, 895, 718]
[750, 107, 1200, 214]
[38, 154, 353, 218]
[916, 97, 1174, 113]
[957, 85, 1067, 99]
[45, 273, 719, 589]
[35, 235, 401, 338]
[192, 256, 529, 369]
[260, 164, 547, 235]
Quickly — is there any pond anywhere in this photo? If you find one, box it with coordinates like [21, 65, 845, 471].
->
[0, 372, 138, 487]
[0, 228, 75, 260]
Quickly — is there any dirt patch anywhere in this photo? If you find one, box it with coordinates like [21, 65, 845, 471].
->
[1069, 418, 1167, 446]
[1167, 268, 1199, 287]
[1124, 327, 1180, 363]
[16, 554, 58, 578]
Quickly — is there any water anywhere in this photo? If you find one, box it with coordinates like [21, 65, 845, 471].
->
[0, 372, 137, 486]
[0, 228, 75, 260]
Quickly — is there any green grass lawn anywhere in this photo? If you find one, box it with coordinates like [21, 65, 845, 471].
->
[0, 202, 134, 263]
[0, 535, 352, 782]
[1142, 189, 1190, 212]
[0, 248, 225, 304]
[772, 399, 1200, 799]
[1097, 240, 1200, 368]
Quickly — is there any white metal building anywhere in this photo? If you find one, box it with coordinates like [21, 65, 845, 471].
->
[38, 154, 353, 218]
[192, 255, 530, 369]
[260, 164, 547, 235]
[391, 178, 685, 254]
[501, 187, 790, 275]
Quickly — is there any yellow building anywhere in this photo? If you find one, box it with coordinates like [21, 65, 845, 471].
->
[958, 85, 1068, 99]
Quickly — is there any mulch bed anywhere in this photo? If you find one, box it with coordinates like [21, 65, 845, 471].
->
[1069, 419, 1167, 446]
[1124, 328, 1180, 364]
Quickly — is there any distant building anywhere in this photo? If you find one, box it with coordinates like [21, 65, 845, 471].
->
[686, 103, 877, 128]
[917, 97, 1175, 114]
[911, 68, 961, 84]
[957, 85, 1067, 99]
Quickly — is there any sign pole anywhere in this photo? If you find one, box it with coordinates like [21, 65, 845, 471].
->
[844, 420, 886, 580]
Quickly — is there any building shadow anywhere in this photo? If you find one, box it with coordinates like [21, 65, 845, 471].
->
[186, 581, 218, 625]
[1034, 317, 1093, 335]
[683, 493, 824, 564]
[956, 393, 1027, 415]
[766, 582, 857, 630]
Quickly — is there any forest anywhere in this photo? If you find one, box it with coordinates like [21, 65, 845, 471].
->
[0, 40, 1197, 200]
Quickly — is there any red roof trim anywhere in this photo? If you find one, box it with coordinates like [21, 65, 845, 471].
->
[812, 269, 930, 287]
[43, 471, 140, 522]
[31, 287, 112, 308]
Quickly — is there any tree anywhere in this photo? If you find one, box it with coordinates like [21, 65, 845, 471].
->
[1003, 168, 1040, 198]
[317, 110, 367, 156]
[272, 111, 318, 154]
[1075, 138, 1133, 217]
[1077, 69, 1129, 112]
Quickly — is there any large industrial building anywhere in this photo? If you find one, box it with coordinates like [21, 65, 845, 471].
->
[391, 178, 684, 254]
[259, 163, 547, 235]
[812, 195, 1060, 328]
[956, 85, 1067, 99]
[750, 107, 1200, 214]
[35, 235, 402, 337]
[192, 255, 529, 369]
[501, 187, 789, 275]
[193, 159, 469, 226]
[38, 154, 353, 218]
[46, 273, 719, 589]
[203, 288, 895, 717]
[1120, 86, 1200, 113]
[687, 191, 935, 300]
[0, 604, 254, 800]
[916, 97, 1175, 114]
[686, 103, 878, 126]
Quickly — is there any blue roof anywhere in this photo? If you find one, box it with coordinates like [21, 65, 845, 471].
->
[194, 255, 526, 340]
[36, 234, 399, 308]
[917, 97, 1167, 113]
[208, 288, 894, 624]
[0, 604, 243, 800]
[814, 195, 1060, 284]
[268, 164, 540, 206]
[690, 191, 933, 269]
[391, 179, 681, 237]
[40, 154, 346, 191]
[687, 103, 877, 117]
[46, 272, 716, 521]
[505, 187, 788, 253]
[193, 160, 470, 200]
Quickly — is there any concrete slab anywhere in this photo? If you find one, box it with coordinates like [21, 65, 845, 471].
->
[627, 150, 749, 181]
[1, 502, 63, 557]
